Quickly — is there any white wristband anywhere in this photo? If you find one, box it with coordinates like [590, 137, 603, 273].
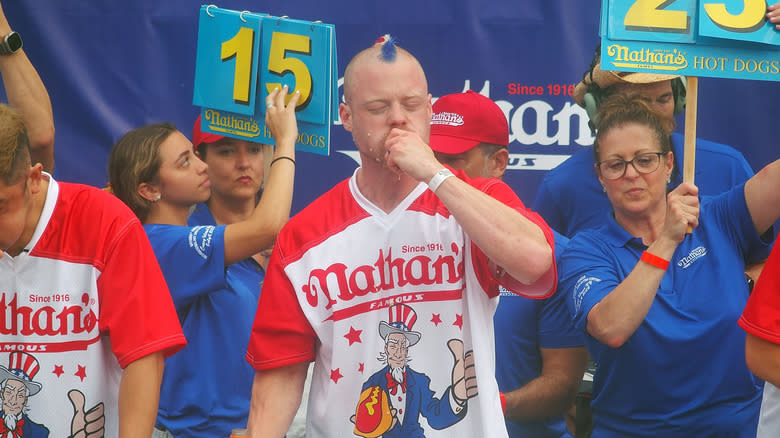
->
[428, 168, 455, 193]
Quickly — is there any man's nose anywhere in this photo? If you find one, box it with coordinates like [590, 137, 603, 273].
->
[387, 102, 407, 127]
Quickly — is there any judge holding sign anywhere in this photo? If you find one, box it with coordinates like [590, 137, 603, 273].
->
[559, 93, 779, 437]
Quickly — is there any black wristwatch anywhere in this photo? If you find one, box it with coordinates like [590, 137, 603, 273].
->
[0, 31, 22, 56]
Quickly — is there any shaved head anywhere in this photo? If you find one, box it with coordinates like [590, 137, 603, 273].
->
[338, 37, 432, 165]
[343, 44, 427, 104]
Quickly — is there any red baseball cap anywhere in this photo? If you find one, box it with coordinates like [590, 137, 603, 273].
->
[429, 90, 508, 154]
[192, 114, 225, 150]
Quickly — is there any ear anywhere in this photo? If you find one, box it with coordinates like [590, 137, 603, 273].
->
[27, 163, 44, 194]
[137, 182, 160, 203]
[488, 148, 509, 179]
[339, 103, 353, 133]
[594, 162, 607, 189]
[664, 150, 675, 179]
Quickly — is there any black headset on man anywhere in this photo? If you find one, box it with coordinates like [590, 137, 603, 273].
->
[578, 44, 687, 132]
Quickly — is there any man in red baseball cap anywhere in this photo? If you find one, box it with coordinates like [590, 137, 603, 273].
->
[429, 90, 586, 438]
[429, 90, 509, 180]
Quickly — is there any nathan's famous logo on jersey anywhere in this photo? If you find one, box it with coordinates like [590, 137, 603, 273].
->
[0, 292, 99, 353]
[302, 244, 464, 310]
[606, 44, 688, 72]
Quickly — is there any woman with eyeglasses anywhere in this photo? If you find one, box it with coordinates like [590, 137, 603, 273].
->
[558, 93, 780, 437]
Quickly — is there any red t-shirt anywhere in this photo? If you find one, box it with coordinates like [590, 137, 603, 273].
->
[0, 176, 185, 436]
[740, 245, 780, 344]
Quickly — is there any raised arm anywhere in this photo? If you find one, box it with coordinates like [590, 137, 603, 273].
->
[0, 1, 54, 172]
[432, 170, 553, 286]
[384, 128, 554, 293]
[223, 86, 299, 265]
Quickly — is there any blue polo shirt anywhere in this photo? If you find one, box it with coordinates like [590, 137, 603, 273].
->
[559, 184, 770, 437]
[146, 203, 265, 438]
[533, 132, 754, 238]
[495, 232, 582, 438]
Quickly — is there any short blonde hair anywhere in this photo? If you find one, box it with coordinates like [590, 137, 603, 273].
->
[0, 104, 31, 186]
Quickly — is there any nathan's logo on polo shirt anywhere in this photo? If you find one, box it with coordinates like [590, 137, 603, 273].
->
[573, 275, 601, 314]
[677, 246, 708, 269]
[302, 245, 464, 310]
[498, 286, 514, 297]
[431, 112, 463, 127]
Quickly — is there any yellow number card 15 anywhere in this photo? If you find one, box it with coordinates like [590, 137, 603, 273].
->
[193, 5, 337, 155]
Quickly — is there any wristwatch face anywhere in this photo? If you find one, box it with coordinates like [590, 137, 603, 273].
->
[5, 32, 21, 53]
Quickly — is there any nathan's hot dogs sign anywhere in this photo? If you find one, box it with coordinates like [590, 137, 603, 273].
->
[601, 0, 779, 80]
[601, 0, 778, 229]
[192, 5, 338, 155]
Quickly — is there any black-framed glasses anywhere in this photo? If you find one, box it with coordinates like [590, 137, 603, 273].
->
[597, 152, 666, 180]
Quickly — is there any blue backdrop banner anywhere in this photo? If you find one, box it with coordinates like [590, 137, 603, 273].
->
[4, 0, 779, 215]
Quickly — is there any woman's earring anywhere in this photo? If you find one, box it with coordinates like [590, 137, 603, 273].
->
[151, 194, 161, 203]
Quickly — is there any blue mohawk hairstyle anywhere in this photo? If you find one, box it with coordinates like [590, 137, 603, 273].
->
[375, 34, 398, 61]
